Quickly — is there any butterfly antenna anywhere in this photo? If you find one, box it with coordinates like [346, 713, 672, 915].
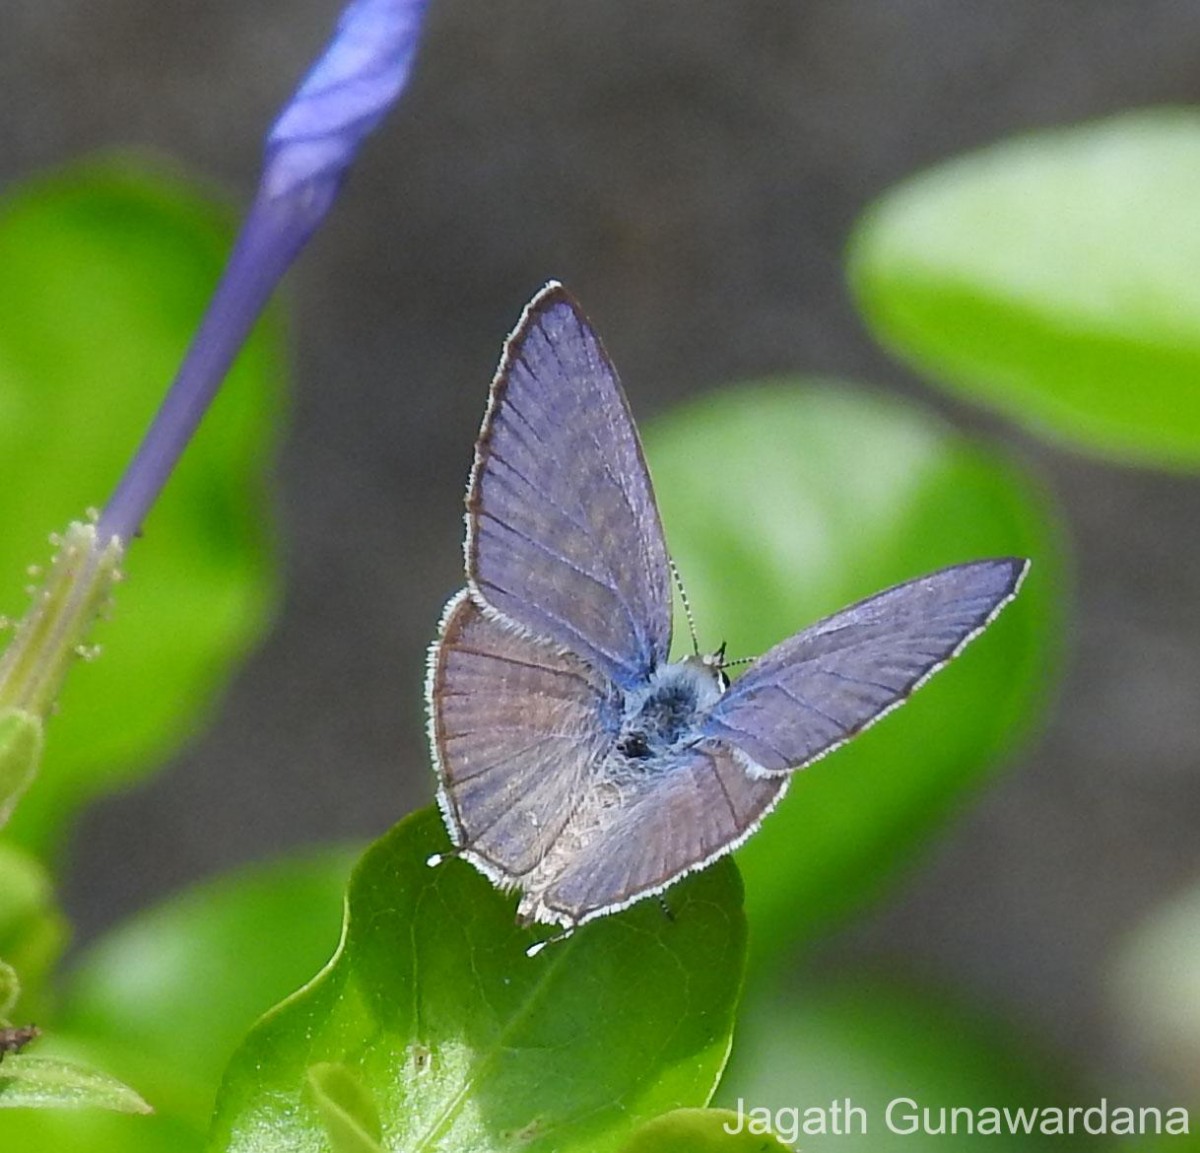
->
[425, 848, 462, 869]
[718, 653, 757, 670]
[669, 556, 701, 655]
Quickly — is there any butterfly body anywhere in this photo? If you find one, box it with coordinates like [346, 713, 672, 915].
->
[430, 591, 786, 928]
[427, 282, 1027, 934]
[614, 653, 726, 766]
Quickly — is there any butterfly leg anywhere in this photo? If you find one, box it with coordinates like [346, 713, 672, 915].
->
[525, 927, 576, 958]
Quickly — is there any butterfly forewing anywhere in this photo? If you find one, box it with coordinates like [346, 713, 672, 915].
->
[466, 283, 672, 687]
[702, 558, 1028, 775]
[430, 592, 618, 880]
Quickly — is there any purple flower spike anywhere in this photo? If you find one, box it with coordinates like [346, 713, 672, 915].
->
[265, 0, 430, 205]
[99, 0, 431, 545]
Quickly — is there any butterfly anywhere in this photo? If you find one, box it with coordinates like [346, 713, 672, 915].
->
[427, 282, 1027, 938]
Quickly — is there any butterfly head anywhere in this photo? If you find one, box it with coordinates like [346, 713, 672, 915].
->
[698, 642, 731, 691]
[679, 643, 731, 692]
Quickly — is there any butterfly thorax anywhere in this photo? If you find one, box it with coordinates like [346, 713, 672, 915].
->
[615, 654, 725, 765]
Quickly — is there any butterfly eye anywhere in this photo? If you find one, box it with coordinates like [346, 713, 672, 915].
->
[701, 645, 731, 690]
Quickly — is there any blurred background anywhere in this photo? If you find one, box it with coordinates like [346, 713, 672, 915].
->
[4, 0, 1200, 1134]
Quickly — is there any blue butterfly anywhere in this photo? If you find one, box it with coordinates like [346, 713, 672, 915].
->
[427, 282, 1027, 935]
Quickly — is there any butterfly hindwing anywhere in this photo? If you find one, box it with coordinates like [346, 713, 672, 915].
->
[519, 739, 788, 928]
[430, 591, 618, 880]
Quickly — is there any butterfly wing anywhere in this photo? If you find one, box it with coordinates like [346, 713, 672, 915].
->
[428, 591, 619, 882]
[702, 558, 1029, 775]
[520, 740, 788, 929]
[466, 282, 672, 687]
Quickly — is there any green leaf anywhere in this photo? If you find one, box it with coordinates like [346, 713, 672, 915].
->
[849, 109, 1200, 468]
[0, 841, 67, 1022]
[306, 1063, 384, 1153]
[0, 846, 354, 1153]
[718, 974, 1068, 1153]
[0, 710, 43, 829]
[0, 158, 283, 856]
[60, 846, 358, 1123]
[211, 807, 747, 1153]
[644, 382, 1061, 957]
[620, 1108, 792, 1151]
[0, 1056, 151, 1114]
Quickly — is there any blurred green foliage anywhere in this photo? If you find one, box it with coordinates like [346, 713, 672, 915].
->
[0, 848, 353, 1151]
[14, 93, 1200, 1153]
[717, 974, 1091, 1152]
[0, 710, 43, 829]
[0, 160, 282, 858]
[0, 842, 66, 1023]
[849, 109, 1200, 468]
